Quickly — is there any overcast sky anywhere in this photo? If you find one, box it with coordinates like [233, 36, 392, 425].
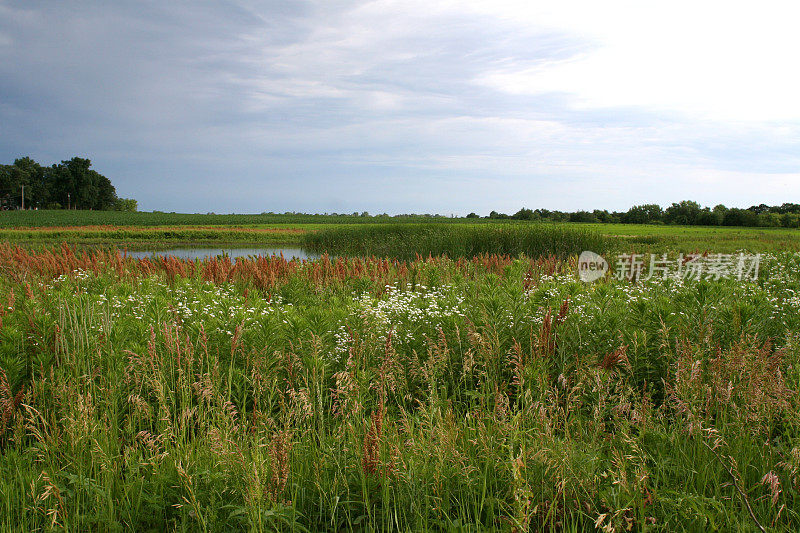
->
[2, 0, 799, 214]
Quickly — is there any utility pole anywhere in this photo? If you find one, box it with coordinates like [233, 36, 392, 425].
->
[21, 185, 24, 210]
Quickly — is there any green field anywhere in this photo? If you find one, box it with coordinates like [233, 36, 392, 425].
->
[0, 210, 475, 228]
[2, 210, 800, 253]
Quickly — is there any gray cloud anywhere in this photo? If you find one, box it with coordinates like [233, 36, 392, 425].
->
[1, 0, 798, 214]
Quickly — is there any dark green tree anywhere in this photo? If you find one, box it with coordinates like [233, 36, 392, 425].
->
[569, 210, 598, 223]
[50, 157, 117, 210]
[722, 208, 759, 227]
[624, 204, 663, 224]
[0, 159, 47, 208]
[512, 208, 535, 220]
[664, 200, 702, 225]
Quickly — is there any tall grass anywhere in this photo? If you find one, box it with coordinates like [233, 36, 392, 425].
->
[304, 223, 612, 259]
[1, 245, 799, 530]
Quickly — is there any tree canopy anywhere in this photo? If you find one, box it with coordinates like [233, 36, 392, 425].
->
[0, 156, 133, 210]
[479, 201, 800, 228]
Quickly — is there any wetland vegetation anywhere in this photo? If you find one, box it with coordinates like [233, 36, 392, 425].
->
[1, 238, 799, 530]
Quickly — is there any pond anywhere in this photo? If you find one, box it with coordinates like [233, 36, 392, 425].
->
[121, 246, 320, 261]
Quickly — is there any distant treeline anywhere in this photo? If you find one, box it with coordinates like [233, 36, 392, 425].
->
[472, 200, 800, 228]
[0, 157, 136, 211]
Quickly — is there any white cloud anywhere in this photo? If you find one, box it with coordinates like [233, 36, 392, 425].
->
[470, 0, 800, 122]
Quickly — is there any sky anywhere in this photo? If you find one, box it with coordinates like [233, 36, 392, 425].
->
[1, 0, 799, 215]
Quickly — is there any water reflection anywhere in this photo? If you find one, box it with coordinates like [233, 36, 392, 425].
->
[121, 247, 319, 261]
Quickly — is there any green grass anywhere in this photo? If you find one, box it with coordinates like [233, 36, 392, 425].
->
[0, 210, 480, 228]
[303, 223, 613, 259]
[1, 246, 799, 530]
[587, 223, 800, 253]
[0, 227, 304, 245]
[3, 211, 800, 253]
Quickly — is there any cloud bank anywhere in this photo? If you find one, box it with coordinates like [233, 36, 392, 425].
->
[1, 0, 798, 213]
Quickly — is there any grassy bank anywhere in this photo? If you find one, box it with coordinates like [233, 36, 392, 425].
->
[3, 210, 799, 253]
[587, 223, 800, 253]
[1, 244, 799, 530]
[0, 227, 305, 246]
[303, 223, 612, 259]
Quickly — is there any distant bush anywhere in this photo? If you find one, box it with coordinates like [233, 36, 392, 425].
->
[112, 198, 138, 212]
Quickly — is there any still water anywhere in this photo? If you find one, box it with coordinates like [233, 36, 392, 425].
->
[121, 247, 319, 261]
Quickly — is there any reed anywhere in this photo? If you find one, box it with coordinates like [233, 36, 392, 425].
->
[303, 223, 613, 259]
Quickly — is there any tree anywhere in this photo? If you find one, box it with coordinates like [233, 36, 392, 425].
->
[112, 198, 138, 212]
[777, 203, 800, 214]
[624, 204, 663, 224]
[723, 208, 759, 227]
[712, 204, 728, 225]
[0, 158, 51, 209]
[664, 201, 702, 225]
[465, 212, 479, 219]
[569, 210, 598, 223]
[0, 165, 17, 209]
[59, 157, 117, 210]
[45, 157, 117, 210]
[758, 212, 783, 227]
[782, 213, 800, 228]
[14, 157, 47, 208]
[512, 208, 535, 220]
[593, 209, 612, 223]
[696, 207, 719, 226]
[1, 156, 127, 210]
